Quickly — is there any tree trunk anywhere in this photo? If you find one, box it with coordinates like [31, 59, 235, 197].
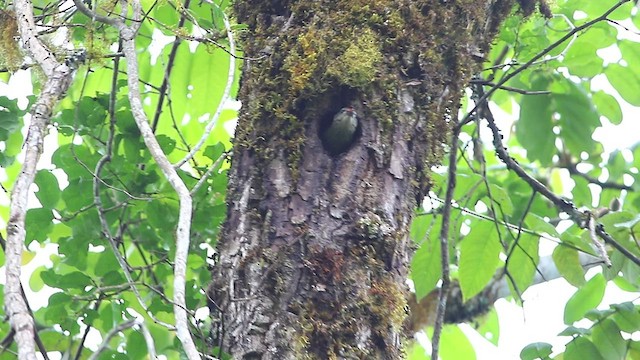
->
[208, 0, 517, 358]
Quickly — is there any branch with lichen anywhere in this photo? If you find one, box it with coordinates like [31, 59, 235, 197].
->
[6, 0, 74, 358]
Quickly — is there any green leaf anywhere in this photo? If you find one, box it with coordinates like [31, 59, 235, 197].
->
[555, 82, 600, 156]
[44, 293, 72, 321]
[29, 266, 46, 292]
[606, 1, 635, 21]
[95, 251, 120, 277]
[520, 342, 552, 360]
[156, 134, 176, 155]
[592, 90, 622, 125]
[77, 96, 107, 127]
[459, 221, 502, 301]
[558, 326, 590, 336]
[152, 2, 179, 31]
[485, 183, 513, 216]
[564, 337, 605, 360]
[628, 341, 640, 360]
[146, 199, 179, 231]
[506, 233, 539, 294]
[606, 150, 630, 183]
[450, 172, 482, 200]
[407, 343, 429, 360]
[35, 170, 61, 209]
[25, 208, 54, 243]
[585, 308, 615, 321]
[51, 144, 96, 180]
[620, 39, 640, 71]
[525, 214, 558, 237]
[564, 273, 606, 325]
[571, 177, 592, 209]
[115, 109, 140, 137]
[126, 330, 147, 360]
[41, 270, 93, 289]
[516, 77, 555, 166]
[476, 308, 500, 346]
[122, 134, 144, 164]
[611, 302, 640, 333]
[612, 213, 640, 230]
[612, 275, 638, 292]
[563, 35, 602, 78]
[0, 152, 15, 168]
[411, 231, 441, 300]
[592, 318, 625, 360]
[0, 95, 24, 114]
[440, 325, 476, 360]
[61, 179, 93, 212]
[0, 108, 19, 141]
[605, 64, 640, 106]
[39, 330, 72, 352]
[58, 236, 88, 270]
[553, 245, 585, 287]
[204, 142, 226, 162]
[600, 211, 635, 245]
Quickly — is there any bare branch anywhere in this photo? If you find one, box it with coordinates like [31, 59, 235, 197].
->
[0, 235, 50, 359]
[150, 0, 192, 133]
[564, 162, 633, 191]
[87, 319, 138, 360]
[137, 322, 158, 359]
[6, 0, 74, 358]
[92, 40, 174, 329]
[478, 85, 640, 268]
[72, 0, 201, 357]
[469, 79, 550, 95]
[174, 13, 237, 168]
[190, 151, 229, 196]
[431, 105, 460, 360]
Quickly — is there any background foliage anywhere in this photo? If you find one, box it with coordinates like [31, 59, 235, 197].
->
[1, 0, 640, 359]
[409, 0, 640, 358]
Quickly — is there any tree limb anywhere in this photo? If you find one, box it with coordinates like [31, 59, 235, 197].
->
[6, 0, 74, 358]
[478, 86, 640, 267]
[431, 107, 460, 360]
[71, 0, 201, 357]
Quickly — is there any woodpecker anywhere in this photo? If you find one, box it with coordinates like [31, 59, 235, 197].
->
[320, 107, 359, 155]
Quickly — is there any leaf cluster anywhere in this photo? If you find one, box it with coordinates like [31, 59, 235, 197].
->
[408, 0, 640, 358]
[0, 0, 239, 357]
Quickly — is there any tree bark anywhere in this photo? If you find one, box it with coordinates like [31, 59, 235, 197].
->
[208, 0, 517, 358]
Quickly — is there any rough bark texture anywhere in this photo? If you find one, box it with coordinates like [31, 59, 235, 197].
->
[208, 0, 516, 358]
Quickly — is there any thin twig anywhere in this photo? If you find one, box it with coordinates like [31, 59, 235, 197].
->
[565, 162, 632, 191]
[73, 300, 101, 360]
[137, 322, 158, 359]
[469, 79, 550, 95]
[457, 0, 631, 130]
[92, 39, 171, 330]
[150, 0, 192, 133]
[431, 109, 460, 360]
[190, 151, 229, 195]
[87, 319, 138, 360]
[174, 13, 236, 168]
